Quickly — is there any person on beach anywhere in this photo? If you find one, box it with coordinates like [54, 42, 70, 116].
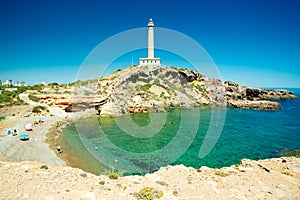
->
[39, 119, 44, 125]
[13, 129, 17, 136]
[7, 129, 11, 135]
[57, 145, 62, 153]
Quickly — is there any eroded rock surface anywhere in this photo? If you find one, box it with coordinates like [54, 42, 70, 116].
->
[25, 66, 297, 116]
[0, 157, 299, 199]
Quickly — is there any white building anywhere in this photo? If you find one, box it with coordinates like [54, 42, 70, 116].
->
[5, 88, 17, 92]
[2, 80, 12, 86]
[14, 82, 27, 87]
[139, 19, 161, 66]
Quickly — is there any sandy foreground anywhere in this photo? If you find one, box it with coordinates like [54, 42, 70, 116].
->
[0, 116, 66, 166]
[0, 157, 299, 200]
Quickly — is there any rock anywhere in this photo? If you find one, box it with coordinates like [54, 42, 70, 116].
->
[240, 159, 255, 167]
[238, 166, 254, 172]
[198, 166, 212, 173]
[145, 173, 161, 182]
[258, 164, 271, 172]
[228, 100, 282, 110]
[81, 192, 96, 200]
[224, 81, 238, 87]
[22, 165, 29, 172]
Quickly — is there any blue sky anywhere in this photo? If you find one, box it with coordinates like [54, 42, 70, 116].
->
[0, 0, 299, 87]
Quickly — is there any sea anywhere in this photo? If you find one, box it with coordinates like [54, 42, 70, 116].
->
[59, 88, 300, 175]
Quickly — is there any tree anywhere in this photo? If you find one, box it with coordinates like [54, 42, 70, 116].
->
[8, 80, 13, 86]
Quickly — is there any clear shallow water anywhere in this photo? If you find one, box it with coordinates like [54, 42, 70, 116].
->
[61, 88, 300, 175]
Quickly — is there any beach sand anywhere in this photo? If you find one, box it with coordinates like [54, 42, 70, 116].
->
[0, 116, 66, 166]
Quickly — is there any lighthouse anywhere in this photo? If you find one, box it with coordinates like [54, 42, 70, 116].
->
[139, 19, 161, 66]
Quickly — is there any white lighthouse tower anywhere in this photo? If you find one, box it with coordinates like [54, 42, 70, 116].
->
[139, 18, 161, 66]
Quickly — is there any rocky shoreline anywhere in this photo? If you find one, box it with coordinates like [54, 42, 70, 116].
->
[24, 66, 297, 117]
[224, 81, 297, 110]
[0, 156, 299, 199]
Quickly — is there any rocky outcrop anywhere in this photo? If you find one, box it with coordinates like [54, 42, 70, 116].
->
[1, 156, 299, 199]
[24, 66, 297, 116]
[228, 100, 282, 110]
[225, 81, 297, 101]
[91, 66, 227, 116]
[224, 81, 297, 110]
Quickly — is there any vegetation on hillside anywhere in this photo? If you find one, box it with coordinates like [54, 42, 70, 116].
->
[0, 88, 26, 107]
[0, 83, 59, 107]
[32, 106, 48, 113]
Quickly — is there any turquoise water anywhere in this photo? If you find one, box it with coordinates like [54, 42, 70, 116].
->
[61, 88, 300, 175]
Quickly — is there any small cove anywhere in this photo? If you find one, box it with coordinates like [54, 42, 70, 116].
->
[58, 89, 300, 175]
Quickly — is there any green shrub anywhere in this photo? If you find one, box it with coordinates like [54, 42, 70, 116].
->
[138, 186, 163, 200]
[0, 116, 5, 121]
[40, 165, 48, 170]
[282, 171, 291, 176]
[173, 190, 178, 196]
[32, 106, 47, 113]
[48, 82, 59, 87]
[215, 171, 229, 177]
[30, 84, 44, 91]
[139, 84, 152, 92]
[156, 181, 168, 187]
[108, 172, 118, 179]
[28, 94, 40, 102]
[99, 180, 105, 185]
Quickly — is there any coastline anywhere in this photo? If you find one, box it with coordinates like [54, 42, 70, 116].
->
[46, 119, 72, 167]
[48, 119, 108, 175]
[46, 109, 108, 175]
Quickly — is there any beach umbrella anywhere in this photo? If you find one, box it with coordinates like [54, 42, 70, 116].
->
[19, 134, 29, 141]
[25, 123, 33, 131]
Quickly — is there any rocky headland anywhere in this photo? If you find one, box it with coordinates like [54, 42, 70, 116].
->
[25, 65, 297, 116]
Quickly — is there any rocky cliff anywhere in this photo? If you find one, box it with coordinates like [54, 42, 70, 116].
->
[26, 65, 297, 116]
[92, 65, 297, 116]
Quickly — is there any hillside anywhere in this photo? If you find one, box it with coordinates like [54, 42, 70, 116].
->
[24, 65, 297, 117]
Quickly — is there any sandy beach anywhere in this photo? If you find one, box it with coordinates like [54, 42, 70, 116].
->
[0, 116, 66, 166]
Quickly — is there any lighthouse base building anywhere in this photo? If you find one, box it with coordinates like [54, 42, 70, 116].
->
[139, 58, 160, 66]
